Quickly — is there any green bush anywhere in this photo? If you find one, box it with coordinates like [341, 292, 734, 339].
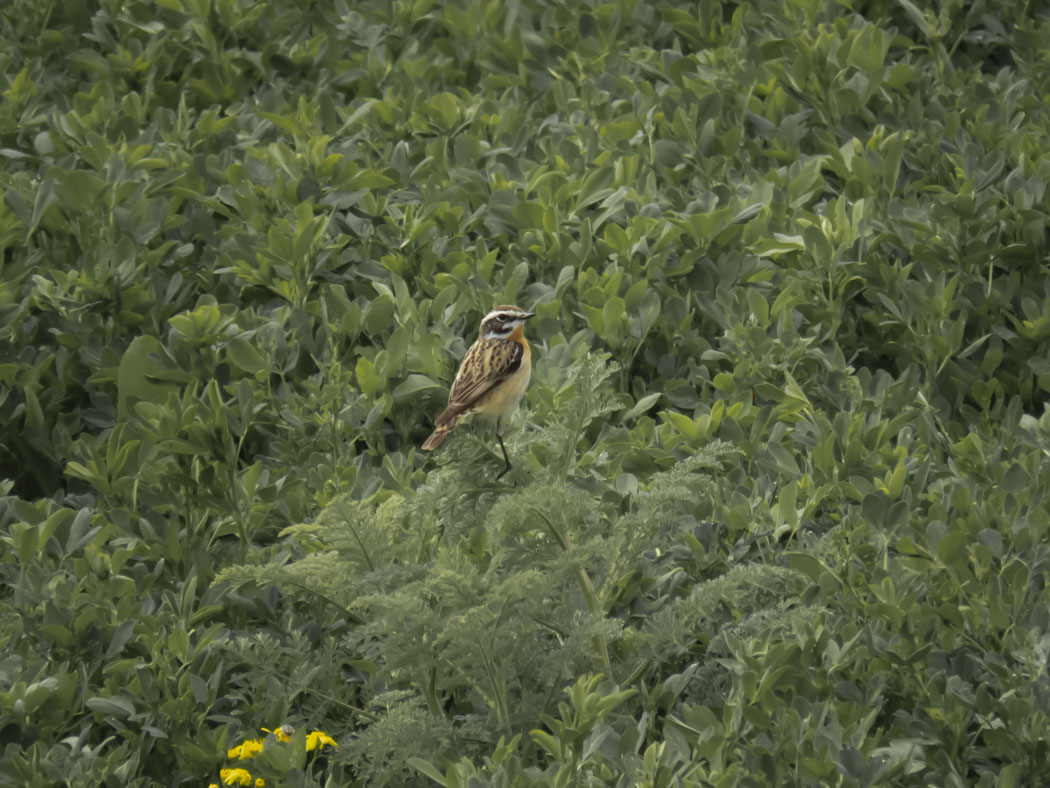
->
[2, 0, 1050, 785]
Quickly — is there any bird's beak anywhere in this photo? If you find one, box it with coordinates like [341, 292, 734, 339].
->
[523, 312, 536, 319]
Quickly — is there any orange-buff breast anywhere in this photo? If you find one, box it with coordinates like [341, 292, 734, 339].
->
[474, 328, 531, 418]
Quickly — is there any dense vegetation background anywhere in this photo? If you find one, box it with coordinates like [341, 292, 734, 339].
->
[2, 0, 1050, 785]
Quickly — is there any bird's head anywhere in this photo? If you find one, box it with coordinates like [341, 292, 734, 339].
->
[480, 305, 536, 339]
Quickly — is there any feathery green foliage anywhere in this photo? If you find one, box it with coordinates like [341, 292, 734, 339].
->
[3, 0, 1050, 785]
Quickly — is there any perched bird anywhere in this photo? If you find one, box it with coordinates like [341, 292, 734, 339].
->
[422, 305, 536, 477]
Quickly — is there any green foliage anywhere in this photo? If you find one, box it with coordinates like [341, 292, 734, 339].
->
[220, 356, 736, 777]
[2, 0, 1050, 784]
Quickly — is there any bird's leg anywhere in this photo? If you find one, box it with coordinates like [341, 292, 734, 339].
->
[495, 417, 512, 478]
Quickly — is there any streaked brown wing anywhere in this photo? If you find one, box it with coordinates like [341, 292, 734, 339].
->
[446, 338, 523, 413]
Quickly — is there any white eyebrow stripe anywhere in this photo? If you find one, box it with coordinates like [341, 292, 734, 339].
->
[483, 310, 520, 321]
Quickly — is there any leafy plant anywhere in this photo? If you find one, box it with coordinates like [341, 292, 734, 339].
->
[2, 0, 1050, 784]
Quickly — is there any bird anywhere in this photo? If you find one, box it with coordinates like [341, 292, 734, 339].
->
[422, 305, 536, 478]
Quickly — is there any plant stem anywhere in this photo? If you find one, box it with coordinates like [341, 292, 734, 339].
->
[533, 508, 612, 674]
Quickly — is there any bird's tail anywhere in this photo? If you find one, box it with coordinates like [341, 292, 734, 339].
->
[422, 409, 461, 450]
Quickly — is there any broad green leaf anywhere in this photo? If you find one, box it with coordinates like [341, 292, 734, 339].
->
[407, 758, 449, 786]
[937, 532, 967, 566]
[356, 356, 383, 398]
[364, 294, 396, 336]
[227, 336, 268, 377]
[730, 202, 763, 225]
[621, 392, 661, 421]
[28, 178, 57, 236]
[117, 336, 177, 419]
[660, 410, 699, 441]
[750, 234, 805, 257]
[746, 289, 769, 327]
[392, 374, 442, 403]
[86, 696, 136, 717]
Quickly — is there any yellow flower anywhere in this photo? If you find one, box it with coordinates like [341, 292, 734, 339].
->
[227, 739, 264, 760]
[254, 780, 265, 787]
[261, 724, 294, 742]
[220, 768, 254, 786]
[305, 731, 337, 751]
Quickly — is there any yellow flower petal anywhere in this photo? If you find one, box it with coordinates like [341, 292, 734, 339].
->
[242, 739, 264, 759]
[305, 731, 337, 751]
[262, 724, 294, 742]
[220, 767, 254, 786]
[227, 738, 264, 760]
